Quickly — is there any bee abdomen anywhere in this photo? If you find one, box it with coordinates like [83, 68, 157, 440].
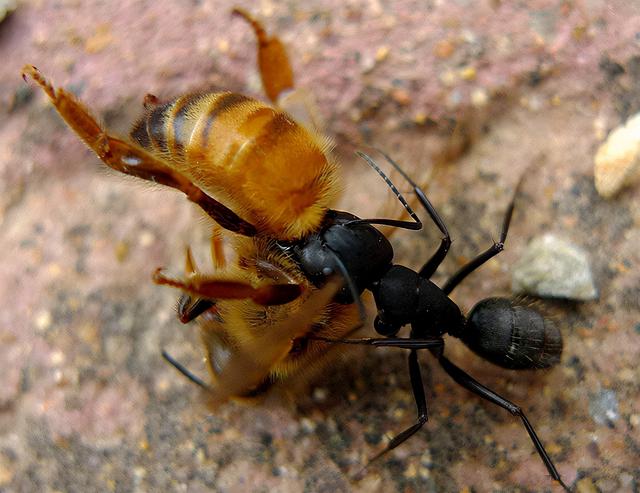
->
[131, 92, 240, 159]
[460, 297, 562, 369]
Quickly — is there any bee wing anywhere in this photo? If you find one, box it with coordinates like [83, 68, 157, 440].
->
[205, 278, 342, 406]
[277, 88, 326, 135]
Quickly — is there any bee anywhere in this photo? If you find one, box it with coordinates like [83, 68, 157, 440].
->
[22, 7, 354, 401]
[24, 9, 570, 490]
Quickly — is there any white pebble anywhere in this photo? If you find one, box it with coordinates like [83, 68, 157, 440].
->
[594, 112, 640, 198]
[511, 234, 598, 301]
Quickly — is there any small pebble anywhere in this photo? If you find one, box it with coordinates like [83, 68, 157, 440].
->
[413, 112, 428, 125]
[0, 0, 16, 23]
[511, 234, 598, 301]
[0, 456, 15, 486]
[375, 45, 390, 62]
[433, 39, 455, 59]
[138, 230, 155, 247]
[50, 351, 65, 365]
[114, 240, 129, 262]
[84, 24, 113, 54]
[459, 66, 476, 81]
[217, 39, 229, 54]
[35, 310, 52, 331]
[300, 417, 316, 433]
[471, 88, 489, 107]
[390, 88, 411, 106]
[439, 70, 457, 87]
[576, 477, 599, 493]
[360, 52, 376, 74]
[589, 388, 619, 426]
[594, 112, 640, 198]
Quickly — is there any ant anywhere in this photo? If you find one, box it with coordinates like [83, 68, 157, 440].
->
[164, 149, 569, 491]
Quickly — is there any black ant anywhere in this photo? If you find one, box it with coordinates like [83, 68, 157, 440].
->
[164, 150, 569, 491]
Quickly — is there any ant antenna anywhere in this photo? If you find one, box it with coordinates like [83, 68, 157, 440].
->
[350, 151, 422, 231]
[325, 249, 367, 325]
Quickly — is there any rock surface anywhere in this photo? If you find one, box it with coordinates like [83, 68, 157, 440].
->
[1, 1, 639, 492]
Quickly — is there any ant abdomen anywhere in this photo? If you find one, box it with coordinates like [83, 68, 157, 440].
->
[459, 297, 562, 370]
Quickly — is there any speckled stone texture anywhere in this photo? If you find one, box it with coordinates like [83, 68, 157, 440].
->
[1, 1, 639, 492]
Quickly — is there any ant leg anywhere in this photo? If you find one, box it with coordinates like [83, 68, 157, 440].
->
[442, 176, 524, 295]
[356, 151, 451, 277]
[21, 65, 257, 237]
[436, 354, 571, 492]
[232, 8, 294, 103]
[162, 350, 212, 390]
[164, 348, 269, 401]
[357, 350, 428, 476]
[307, 335, 444, 351]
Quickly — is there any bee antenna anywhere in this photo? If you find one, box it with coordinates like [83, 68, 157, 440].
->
[161, 349, 213, 391]
[351, 151, 422, 231]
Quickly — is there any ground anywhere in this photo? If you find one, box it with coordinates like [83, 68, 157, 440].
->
[0, 1, 638, 492]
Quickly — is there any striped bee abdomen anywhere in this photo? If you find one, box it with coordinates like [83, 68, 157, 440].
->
[129, 91, 339, 240]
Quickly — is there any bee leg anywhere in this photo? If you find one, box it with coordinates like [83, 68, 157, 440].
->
[153, 268, 303, 306]
[21, 65, 257, 237]
[176, 296, 216, 324]
[176, 246, 212, 323]
[436, 354, 571, 492]
[177, 241, 230, 323]
[232, 8, 294, 103]
[441, 173, 525, 295]
[142, 93, 161, 109]
[232, 9, 323, 132]
[355, 350, 428, 478]
[201, 278, 344, 405]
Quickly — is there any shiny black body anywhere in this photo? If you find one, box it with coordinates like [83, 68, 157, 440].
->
[290, 210, 394, 304]
[279, 152, 568, 491]
[289, 210, 465, 337]
[286, 210, 562, 371]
